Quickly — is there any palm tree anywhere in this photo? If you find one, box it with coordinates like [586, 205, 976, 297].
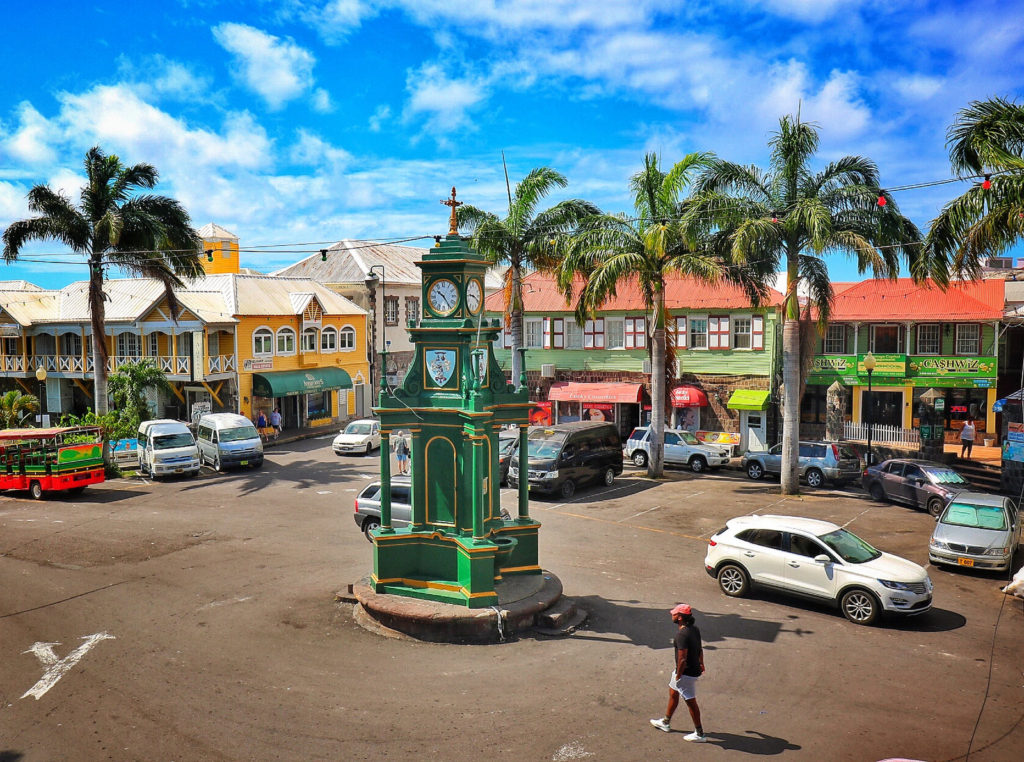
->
[558, 152, 720, 478]
[927, 97, 1024, 278]
[107, 359, 172, 428]
[2, 146, 203, 414]
[456, 167, 600, 385]
[0, 389, 40, 429]
[687, 114, 923, 494]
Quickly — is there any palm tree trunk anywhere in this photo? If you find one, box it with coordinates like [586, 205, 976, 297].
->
[89, 263, 110, 415]
[780, 251, 800, 495]
[509, 262, 524, 387]
[649, 288, 666, 478]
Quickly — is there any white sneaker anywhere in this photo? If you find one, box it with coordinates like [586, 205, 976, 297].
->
[683, 731, 707, 743]
[650, 718, 671, 732]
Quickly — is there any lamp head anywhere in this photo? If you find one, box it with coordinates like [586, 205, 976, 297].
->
[35, 367, 47, 382]
[863, 352, 876, 372]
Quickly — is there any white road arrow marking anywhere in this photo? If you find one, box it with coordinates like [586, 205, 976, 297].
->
[21, 632, 115, 700]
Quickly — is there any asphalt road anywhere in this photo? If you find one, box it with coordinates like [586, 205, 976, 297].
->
[1, 439, 1021, 761]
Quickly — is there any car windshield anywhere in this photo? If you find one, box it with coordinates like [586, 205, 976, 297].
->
[817, 528, 882, 563]
[526, 430, 566, 459]
[499, 438, 518, 455]
[679, 431, 699, 445]
[924, 468, 969, 485]
[345, 423, 372, 435]
[941, 503, 1008, 530]
[153, 433, 194, 449]
[220, 425, 259, 442]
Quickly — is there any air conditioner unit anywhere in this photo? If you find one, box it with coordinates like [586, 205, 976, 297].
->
[540, 363, 556, 378]
[642, 359, 652, 374]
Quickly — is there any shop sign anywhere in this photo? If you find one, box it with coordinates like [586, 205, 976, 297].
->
[243, 359, 273, 371]
[1008, 422, 1024, 443]
[858, 353, 906, 376]
[696, 430, 741, 446]
[582, 402, 614, 423]
[808, 355, 857, 382]
[530, 401, 553, 426]
[908, 356, 996, 379]
[934, 397, 945, 411]
[1005, 425, 1024, 462]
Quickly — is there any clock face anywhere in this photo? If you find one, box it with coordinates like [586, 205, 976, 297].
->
[428, 278, 459, 315]
[465, 279, 482, 314]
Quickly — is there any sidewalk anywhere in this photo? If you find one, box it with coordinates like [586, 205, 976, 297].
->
[261, 423, 338, 448]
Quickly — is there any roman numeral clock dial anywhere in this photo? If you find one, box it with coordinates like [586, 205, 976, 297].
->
[428, 278, 459, 315]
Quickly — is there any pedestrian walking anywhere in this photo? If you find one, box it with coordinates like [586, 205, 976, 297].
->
[270, 408, 282, 440]
[650, 603, 706, 742]
[395, 434, 410, 475]
[960, 419, 976, 459]
[256, 409, 268, 442]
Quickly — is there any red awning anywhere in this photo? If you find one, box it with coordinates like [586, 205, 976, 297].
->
[547, 382, 644, 404]
[672, 385, 708, 407]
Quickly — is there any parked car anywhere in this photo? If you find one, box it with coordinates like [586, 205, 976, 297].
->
[929, 492, 1020, 572]
[705, 514, 933, 625]
[333, 419, 381, 456]
[353, 477, 412, 541]
[508, 421, 622, 498]
[498, 433, 518, 486]
[196, 413, 264, 472]
[624, 426, 730, 472]
[862, 459, 969, 517]
[137, 419, 200, 478]
[742, 441, 861, 487]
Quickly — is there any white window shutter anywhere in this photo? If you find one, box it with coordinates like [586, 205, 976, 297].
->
[543, 318, 551, 349]
[553, 318, 564, 348]
[752, 315, 764, 350]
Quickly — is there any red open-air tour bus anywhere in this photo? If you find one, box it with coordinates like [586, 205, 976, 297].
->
[0, 426, 106, 499]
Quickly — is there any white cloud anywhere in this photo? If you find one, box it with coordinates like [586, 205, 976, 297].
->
[311, 87, 333, 113]
[289, 129, 352, 167]
[403, 63, 486, 137]
[0, 180, 29, 223]
[212, 22, 318, 109]
[1, 102, 60, 164]
[117, 55, 212, 102]
[368, 104, 391, 132]
[751, 0, 858, 23]
[893, 74, 944, 102]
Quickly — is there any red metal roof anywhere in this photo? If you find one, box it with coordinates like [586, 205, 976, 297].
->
[829, 278, 1004, 321]
[547, 382, 644, 403]
[483, 271, 784, 313]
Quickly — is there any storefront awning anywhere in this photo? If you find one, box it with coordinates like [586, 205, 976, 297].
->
[547, 382, 643, 404]
[252, 368, 352, 398]
[727, 389, 770, 410]
[672, 385, 708, 407]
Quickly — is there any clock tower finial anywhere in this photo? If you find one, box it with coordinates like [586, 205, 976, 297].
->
[441, 186, 463, 236]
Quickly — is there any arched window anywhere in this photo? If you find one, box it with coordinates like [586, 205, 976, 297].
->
[339, 326, 356, 350]
[253, 327, 273, 356]
[321, 327, 337, 352]
[301, 328, 318, 352]
[276, 327, 296, 355]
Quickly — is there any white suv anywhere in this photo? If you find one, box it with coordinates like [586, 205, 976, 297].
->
[704, 515, 933, 625]
[624, 426, 730, 472]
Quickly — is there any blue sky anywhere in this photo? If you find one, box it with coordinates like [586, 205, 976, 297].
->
[1, 0, 1021, 289]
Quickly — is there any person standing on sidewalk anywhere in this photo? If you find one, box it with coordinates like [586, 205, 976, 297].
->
[960, 419, 976, 459]
[269, 408, 282, 441]
[650, 603, 706, 742]
[395, 434, 410, 475]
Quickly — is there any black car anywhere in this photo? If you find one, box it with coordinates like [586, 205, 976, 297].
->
[498, 433, 518, 486]
[508, 421, 622, 499]
[861, 459, 970, 517]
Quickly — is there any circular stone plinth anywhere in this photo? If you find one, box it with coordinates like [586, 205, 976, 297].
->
[351, 571, 564, 644]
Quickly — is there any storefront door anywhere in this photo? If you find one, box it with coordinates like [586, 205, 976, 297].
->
[864, 389, 903, 428]
[742, 411, 767, 451]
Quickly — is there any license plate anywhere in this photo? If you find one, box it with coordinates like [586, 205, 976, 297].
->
[175, 468, 183, 473]
[957, 557, 974, 567]
[240, 460, 248, 466]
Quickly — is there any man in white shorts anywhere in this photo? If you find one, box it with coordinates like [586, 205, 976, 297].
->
[650, 603, 706, 742]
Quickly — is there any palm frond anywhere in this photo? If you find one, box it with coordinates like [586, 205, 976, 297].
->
[947, 97, 1024, 175]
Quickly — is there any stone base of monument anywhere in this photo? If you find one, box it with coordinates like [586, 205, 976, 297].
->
[343, 570, 584, 643]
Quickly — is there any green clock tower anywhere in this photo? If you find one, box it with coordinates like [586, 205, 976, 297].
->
[370, 188, 538, 608]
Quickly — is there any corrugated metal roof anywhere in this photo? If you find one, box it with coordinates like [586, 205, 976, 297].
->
[0, 289, 57, 324]
[483, 271, 784, 313]
[196, 222, 238, 240]
[228, 274, 366, 316]
[0, 280, 43, 291]
[830, 278, 1004, 321]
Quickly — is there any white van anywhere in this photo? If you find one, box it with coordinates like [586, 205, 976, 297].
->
[196, 413, 264, 472]
[137, 419, 201, 478]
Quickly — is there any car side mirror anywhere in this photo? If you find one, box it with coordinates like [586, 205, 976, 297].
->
[813, 554, 831, 564]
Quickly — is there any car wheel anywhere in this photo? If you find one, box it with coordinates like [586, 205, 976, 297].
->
[29, 481, 43, 500]
[747, 462, 764, 480]
[869, 483, 886, 502]
[252, 460, 263, 469]
[717, 564, 749, 597]
[603, 467, 615, 487]
[840, 588, 879, 625]
[363, 518, 381, 542]
[214, 454, 223, 473]
[927, 497, 944, 518]
[508, 477, 518, 489]
[690, 455, 708, 474]
[559, 479, 576, 499]
[632, 450, 648, 468]
[365, 443, 372, 456]
[805, 468, 824, 488]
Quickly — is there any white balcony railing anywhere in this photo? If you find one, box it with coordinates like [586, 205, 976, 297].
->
[208, 354, 236, 373]
[844, 422, 920, 447]
[58, 355, 84, 372]
[1, 356, 25, 372]
[32, 355, 59, 372]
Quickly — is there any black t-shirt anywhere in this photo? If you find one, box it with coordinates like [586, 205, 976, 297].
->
[673, 624, 703, 677]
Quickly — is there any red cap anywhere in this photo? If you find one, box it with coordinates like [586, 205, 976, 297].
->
[671, 603, 692, 616]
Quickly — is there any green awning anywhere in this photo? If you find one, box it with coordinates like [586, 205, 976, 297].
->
[727, 390, 770, 411]
[252, 368, 352, 398]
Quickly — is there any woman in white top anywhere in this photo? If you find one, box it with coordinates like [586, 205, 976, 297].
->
[960, 419, 976, 458]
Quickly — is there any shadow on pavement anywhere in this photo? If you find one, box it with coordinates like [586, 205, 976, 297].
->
[563, 596, 793, 649]
[705, 730, 801, 755]
[1, 751, 25, 762]
[887, 607, 966, 632]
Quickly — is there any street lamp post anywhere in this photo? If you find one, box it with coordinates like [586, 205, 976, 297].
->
[35, 366, 47, 426]
[365, 265, 386, 394]
[863, 352, 876, 466]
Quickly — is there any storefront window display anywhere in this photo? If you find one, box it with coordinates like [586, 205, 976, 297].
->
[802, 385, 851, 424]
[582, 403, 615, 422]
[911, 387, 987, 434]
[307, 391, 330, 420]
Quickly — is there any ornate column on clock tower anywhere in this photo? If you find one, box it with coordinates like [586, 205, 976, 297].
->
[369, 188, 538, 608]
